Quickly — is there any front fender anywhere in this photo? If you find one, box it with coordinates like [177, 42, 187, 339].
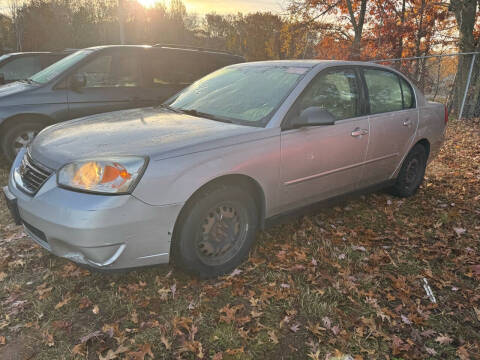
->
[132, 133, 281, 218]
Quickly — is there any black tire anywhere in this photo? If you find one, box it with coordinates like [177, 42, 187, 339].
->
[389, 143, 427, 198]
[171, 185, 259, 278]
[1, 121, 46, 162]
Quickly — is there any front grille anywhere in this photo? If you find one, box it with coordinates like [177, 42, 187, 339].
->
[17, 153, 53, 195]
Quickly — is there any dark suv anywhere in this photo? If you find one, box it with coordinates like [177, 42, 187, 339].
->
[0, 51, 73, 85]
[0, 45, 244, 161]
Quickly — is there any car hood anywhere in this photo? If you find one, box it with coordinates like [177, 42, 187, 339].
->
[30, 107, 272, 169]
[0, 81, 32, 100]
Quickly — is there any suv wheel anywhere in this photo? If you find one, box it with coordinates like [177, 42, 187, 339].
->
[389, 143, 427, 198]
[172, 185, 259, 278]
[1, 121, 46, 162]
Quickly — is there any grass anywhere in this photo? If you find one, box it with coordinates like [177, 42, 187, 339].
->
[0, 119, 479, 359]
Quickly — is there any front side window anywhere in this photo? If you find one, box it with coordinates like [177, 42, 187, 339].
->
[74, 54, 140, 88]
[364, 68, 403, 114]
[30, 50, 92, 84]
[168, 65, 309, 125]
[0, 56, 42, 81]
[292, 68, 361, 122]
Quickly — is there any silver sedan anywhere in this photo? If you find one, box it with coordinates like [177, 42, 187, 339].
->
[3, 60, 446, 277]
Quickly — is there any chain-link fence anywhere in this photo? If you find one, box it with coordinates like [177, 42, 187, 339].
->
[371, 52, 480, 119]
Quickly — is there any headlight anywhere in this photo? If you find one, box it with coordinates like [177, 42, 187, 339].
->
[57, 156, 148, 194]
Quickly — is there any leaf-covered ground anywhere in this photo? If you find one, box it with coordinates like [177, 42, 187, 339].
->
[0, 120, 479, 360]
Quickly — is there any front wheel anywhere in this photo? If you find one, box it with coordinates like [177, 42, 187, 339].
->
[389, 144, 427, 198]
[171, 185, 259, 278]
[1, 121, 46, 162]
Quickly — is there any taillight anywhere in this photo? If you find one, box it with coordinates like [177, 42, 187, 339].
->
[444, 105, 449, 125]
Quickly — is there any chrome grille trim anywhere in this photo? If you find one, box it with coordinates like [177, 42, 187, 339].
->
[15, 153, 53, 195]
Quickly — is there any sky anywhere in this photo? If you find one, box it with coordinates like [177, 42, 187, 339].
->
[181, 0, 286, 14]
[0, 0, 287, 15]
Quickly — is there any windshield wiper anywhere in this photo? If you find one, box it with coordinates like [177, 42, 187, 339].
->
[20, 78, 38, 85]
[158, 104, 180, 113]
[178, 109, 233, 124]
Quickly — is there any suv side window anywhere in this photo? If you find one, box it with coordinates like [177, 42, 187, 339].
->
[292, 68, 361, 122]
[145, 50, 205, 87]
[364, 68, 403, 114]
[75, 54, 140, 88]
[0, 56, 42, 81]
[400, 76, 415, 109]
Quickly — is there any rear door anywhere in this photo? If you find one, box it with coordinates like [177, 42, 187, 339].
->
[359, 67, 419, 187]
[66, 48, 142, 119]
[279, 67, 370, 211]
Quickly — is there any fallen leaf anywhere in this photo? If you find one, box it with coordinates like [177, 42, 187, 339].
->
[127, 344, 154, 360]
[268, 330, 279, 344]
[290, 323, 300, 333]
[456, 346, 470, 360]
[99, 344, 129, 360]
[401, 314, 412, 325]
[55, 295, 72, 310]
[435, 334, 453, 345]
[160, 335, 171, 350]
[92, 305, 100, 314]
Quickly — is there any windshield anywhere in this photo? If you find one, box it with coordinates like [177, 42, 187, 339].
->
[167, 65, 310, 126]
[29, 49, 93, 84]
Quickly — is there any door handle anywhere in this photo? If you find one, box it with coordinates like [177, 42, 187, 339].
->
[351, 128, 368, 137]
[403, 119, 412, 127]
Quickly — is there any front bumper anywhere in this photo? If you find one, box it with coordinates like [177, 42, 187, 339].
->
[5, 152, 183, 270]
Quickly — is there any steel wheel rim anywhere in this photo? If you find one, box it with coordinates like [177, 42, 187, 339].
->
[405, 158, 420, 188]
[195, 201, 249, 266]
[13, 131, 37, 154]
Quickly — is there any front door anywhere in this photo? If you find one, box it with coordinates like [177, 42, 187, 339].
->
[279, 67, 370, 212]
[360, 67, 419, 187]
[67, 49, 142, 119]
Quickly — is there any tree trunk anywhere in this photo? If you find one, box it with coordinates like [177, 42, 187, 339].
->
[449, 0, 478, 118]
[346, 0, 368, 60]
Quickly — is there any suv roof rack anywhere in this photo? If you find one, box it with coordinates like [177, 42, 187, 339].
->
[153, 43, 242, 58]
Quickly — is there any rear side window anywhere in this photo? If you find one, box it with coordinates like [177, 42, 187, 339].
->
[0, 56, 42, 81]
[400, 76, 415, 109]
[364, 68, 403, 114]
[145, 50, 206, 87]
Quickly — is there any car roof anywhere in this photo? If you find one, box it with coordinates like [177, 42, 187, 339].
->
[231, 59, 393, 68]
[85, 44, 244, 59]
[2, 52, 51, 56]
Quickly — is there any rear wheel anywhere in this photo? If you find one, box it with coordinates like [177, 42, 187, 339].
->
[1, 121, 47, 162]
[171, 185, 258, 278]
[389, 143, 427, 197]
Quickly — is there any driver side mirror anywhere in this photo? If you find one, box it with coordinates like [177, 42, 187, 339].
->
[69, 73, 86, 91]
[0, 73, 5, 85]
[291, 106, 336, 129]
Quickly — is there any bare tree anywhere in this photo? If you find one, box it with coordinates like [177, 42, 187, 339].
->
[7, 0, 23, 51]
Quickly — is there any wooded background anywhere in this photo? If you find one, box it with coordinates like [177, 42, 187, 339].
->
[0, 0, 479, 116]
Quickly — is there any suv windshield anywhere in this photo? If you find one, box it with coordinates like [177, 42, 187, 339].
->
[167, 65, 310, 126]
[29, 49, 93, 84]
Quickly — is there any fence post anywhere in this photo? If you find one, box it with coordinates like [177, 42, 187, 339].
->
[459, 53, 477, 120]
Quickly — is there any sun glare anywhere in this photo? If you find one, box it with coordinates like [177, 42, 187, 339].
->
[137, 0, 159, 8]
